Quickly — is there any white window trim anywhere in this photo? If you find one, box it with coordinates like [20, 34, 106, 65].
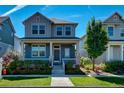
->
[31, 44, 46, 57]
[31, 23, 46, 35]
[55, 25, 63, 36]
[64, 48, 70, 58]
[107, 25, 115, 37]
[64, 25, 72, 36]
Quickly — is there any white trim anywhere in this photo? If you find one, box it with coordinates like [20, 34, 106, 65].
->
[107, 25, 115, 37]
[55, 25, 63, 36]
[64, 25, 72, 36]
[31, 44, 46, 57]
[53, 44, 61, 63]
[31, 23, 46, 35]
[24, 57, 49, 60]
[121, 44, 124, 61]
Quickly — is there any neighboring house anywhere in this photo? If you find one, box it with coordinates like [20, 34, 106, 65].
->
[0, 16, 15, 57]
[14, 35, 21, 56]
[80, 12, 124, 63]
[21, 12, 80, 66]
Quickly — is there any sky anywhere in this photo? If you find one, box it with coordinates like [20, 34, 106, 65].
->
[0, 5, 124, 38]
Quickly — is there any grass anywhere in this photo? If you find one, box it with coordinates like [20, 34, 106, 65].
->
[70, 76, 124, 87]
[0, 77, 51, 87]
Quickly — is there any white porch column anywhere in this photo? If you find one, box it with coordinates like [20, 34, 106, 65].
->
[121, 44, 124, 61]
[0, 58, 3, 79]
[76, 42, 80, 64]
[49, 42, 53, 66]
[21, 42, 24, 60]
[107, 44, 110, 61]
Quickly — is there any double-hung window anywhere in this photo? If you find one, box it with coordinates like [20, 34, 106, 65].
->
[108, 26, 114, 36]
[32, 45, 46, 57]
[65, 26, 71, 35]
[32, 24, 45, 35]
[120, 29, 124, 37]
[32, 25, 38, 34]
[56, 26, 62, 36]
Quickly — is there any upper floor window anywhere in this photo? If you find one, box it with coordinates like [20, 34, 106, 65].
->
[32, 24, 45, 35]
[39, 25, 45, 34]
[120, 29, 124, 37]
[108, 26, 114, 36]
[32, 25, 38, 34]
[56, 26, 62, 36]
[65, 26, 71, 35]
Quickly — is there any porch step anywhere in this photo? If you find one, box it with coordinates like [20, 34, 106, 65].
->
[52, 65, 65, 76]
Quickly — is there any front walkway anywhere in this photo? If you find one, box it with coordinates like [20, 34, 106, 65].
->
[51, 77, 74, 87]
[51, 65, 74, 87]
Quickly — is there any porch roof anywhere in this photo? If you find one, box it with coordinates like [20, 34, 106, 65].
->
[21, 37, 79, 44]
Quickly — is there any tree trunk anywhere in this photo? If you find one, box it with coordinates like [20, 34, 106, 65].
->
[92, 58, 95, 71]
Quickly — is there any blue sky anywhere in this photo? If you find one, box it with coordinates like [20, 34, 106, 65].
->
[0, 5, 124, 38]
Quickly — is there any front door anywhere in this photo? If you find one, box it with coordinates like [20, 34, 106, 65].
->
[53, 45, 60, 64]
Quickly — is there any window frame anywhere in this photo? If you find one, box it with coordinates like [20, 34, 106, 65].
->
[107, 25, 114, 37]
[64, 48, 70, 58]
[65, 26, 72, 36]
[31, 44, 46, 57]
[120, 28, 124, 37]
[56, 26, 63, 36]
[31, 23, 46, 35]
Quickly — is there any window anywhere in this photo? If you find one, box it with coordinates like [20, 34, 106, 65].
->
[32, 25, 38, 34]
[32, 45, 39, 57]
[108, 26, 114, 36]
[39, 25, 45, 34]
[65, 48, 70, 57]
[39, 45, 46, 56]
[120, 29, 124, 37]
[56, 26, 62, 36]
[65, 26, 71, 35]
[32, 45, 46, 57]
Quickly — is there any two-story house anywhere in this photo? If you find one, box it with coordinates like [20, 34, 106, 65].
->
[80, 12, 124, 63]
[21, 12, 80, 67]
[0, 16, 15, 57]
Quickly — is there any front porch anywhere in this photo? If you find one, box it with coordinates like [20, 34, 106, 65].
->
[21, 38, 80, 68]
[107, 41, 124, 61]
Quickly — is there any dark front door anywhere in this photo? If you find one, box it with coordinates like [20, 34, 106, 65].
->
[54, 49, 60, 61]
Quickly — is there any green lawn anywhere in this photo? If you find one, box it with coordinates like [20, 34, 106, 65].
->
[0, 77, 51, 87]
[70, 76, 124, 87]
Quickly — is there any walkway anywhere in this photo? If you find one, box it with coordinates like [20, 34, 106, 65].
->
[51, 65, 74, 87]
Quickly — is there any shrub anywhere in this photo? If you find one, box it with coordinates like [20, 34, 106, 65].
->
[6, 60, 52, 75]
[104, 61, 124, 74]
[65, 61, 85, 75]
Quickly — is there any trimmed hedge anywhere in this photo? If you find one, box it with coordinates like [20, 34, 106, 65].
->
[104, 61, 124, 74]
[4, 60, 52, 75]
[65, 61, 85, 75]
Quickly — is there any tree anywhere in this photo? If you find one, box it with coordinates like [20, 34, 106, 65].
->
[84, 17, 108, 71]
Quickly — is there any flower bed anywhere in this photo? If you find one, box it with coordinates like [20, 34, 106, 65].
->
[2, 60, 52, 75]
[65, 61, 85, 75]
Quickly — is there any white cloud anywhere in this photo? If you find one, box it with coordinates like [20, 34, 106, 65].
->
[1, 5, 27, 16]
[41, 5, 50, 11]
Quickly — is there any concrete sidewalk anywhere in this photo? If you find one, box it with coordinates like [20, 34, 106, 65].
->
[51, 77, 74, 87]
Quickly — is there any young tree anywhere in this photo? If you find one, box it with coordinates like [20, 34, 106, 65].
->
[84, 17, 108, 71]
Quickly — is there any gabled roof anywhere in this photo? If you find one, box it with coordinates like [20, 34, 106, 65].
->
[0, 16, 15, 33]
[103, 12, 124, 23]
[50, 18, 78, 25]
[23, 12, 53, 24]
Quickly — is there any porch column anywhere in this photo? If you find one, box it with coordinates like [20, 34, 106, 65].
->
[21, 42, 24, 60]
[121, 44, 124, 61]
[107, 44, 110, 61]
[76, 42, 80, 64]
[49, 42, 53, 66]
[0, 58, 3, 79]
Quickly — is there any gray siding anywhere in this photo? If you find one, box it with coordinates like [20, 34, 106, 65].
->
[25, 43, 50, 58]
[0, 20, 14, 46]
[61, 44, 75, 58]
[24, 14, 52, 38]
[51, 24, 75, 38]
